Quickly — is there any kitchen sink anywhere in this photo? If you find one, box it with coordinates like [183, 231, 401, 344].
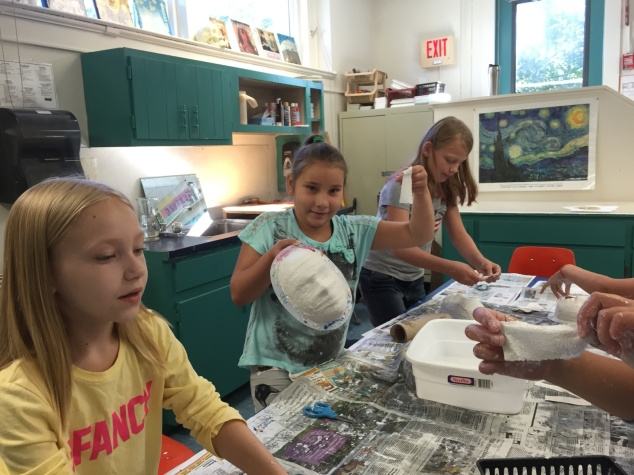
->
[199, 219, 251, 237]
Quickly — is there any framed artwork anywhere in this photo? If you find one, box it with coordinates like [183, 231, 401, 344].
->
[94, 0, 133, 27]
[231, 20, 259, 56]
[46, 0, 86, 15]
[277, 33, 301, 65]
[14, 0, 44, 6]
[256, 27, 281, 60]
[474, 98, 598, 191]
[133, 0, 171, 35]
[194, 18, 231, 49]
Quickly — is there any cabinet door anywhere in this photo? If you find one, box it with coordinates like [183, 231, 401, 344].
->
[385, 110, 434, 172]
[129, 57, 199, 141]
[129, 56, 175, 140]
[176, 285, 250, 396]
[174, 64, 200, 140]
[195, 67, 231, 140]
[341, 115, 386, 216]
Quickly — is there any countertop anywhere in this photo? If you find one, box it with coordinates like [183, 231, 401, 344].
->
[144, 233, 241, 260]
[457, 201, 634, 215]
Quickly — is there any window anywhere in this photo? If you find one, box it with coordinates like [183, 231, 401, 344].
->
[496, 0, 605, 94]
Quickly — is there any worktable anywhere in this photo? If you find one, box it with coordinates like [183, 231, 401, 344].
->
[165, 275, 634, 475]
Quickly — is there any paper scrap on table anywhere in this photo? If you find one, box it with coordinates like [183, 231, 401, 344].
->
[564, 205, 618, 213]
[545, 395, 592, 406]
[400, 167, 413, 204]
[515, 302, 544, 313]
[535, 381, 590, 405]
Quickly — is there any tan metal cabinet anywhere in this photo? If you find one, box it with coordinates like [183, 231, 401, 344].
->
[340, 106, 433, 216]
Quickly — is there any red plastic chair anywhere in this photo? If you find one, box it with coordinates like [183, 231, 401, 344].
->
[507, 246, 576, 278]
[158, 434, 196, 474]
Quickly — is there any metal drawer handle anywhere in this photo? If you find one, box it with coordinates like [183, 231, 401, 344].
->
[193, 106, 199, 131]
[181, 105, 188, 132]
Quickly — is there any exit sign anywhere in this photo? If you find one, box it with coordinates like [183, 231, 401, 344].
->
[421, 36, 455, 68]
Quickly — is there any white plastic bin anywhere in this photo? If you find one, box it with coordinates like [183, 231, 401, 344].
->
[406, 319, 526, 414]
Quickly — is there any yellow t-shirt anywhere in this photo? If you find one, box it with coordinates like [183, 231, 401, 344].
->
[0, 313, 244, 474]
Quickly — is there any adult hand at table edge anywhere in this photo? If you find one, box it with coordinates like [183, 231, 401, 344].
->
[578, 292, 634, 367]
[466, 308, 553, 381]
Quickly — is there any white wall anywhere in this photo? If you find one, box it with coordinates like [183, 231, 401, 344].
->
[312, 0, 374, 148]
[372, 0, 496, 100]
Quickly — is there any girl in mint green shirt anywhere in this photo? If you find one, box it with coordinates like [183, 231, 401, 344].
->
[230, 134, 435, 410]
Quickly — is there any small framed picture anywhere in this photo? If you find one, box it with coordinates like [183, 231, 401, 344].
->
[94, 0, 134, 27]
[46, 0, 86, 14]
[255, 28, 281, 61]
[277, 33, 301, 65]
[231, 20, 259, 56]
[194, 18, 231, 49]
[133, 0, 171, 35]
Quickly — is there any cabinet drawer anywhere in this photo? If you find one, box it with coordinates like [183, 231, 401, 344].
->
[479, 219, 626, 248]
[173, 246, 240, 293]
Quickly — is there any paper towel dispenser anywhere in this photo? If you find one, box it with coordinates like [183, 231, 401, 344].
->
[0, 109, 82, 204]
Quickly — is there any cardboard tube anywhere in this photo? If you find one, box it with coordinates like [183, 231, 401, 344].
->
[390, 313, 452, 343]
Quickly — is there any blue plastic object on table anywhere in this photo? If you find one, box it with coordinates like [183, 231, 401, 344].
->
[302, 402, 356, 424]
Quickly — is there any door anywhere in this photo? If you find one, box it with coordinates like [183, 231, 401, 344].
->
[341, 115, 386, 216]
[385, 109, 434, 173]
[176, 286, 250, 396]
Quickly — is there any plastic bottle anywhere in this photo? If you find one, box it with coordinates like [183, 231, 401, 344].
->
[275, 98, 283, 126]
[283, 102, 291, 126]
[310, 103, 315, 119]
[292, 103, 301, 126]
[290, 103, 296, 126]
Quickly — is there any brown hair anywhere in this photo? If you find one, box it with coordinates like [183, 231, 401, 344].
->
[410, 116, 477, 206]
[290, 134, 348, 185]
[0, 177, 165, 429]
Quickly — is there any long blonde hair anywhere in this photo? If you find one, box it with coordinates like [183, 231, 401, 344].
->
[410, 116, 477, 206]
[0, 178, 165, 429]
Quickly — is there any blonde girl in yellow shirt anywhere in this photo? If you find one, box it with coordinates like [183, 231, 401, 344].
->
[0, 178, 286, 474]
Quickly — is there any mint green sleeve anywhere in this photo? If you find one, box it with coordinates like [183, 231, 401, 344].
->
[347, 215, 381, 264]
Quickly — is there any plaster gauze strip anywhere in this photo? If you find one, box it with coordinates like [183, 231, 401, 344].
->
[400, 167, 413, 204]
[500, 321, 587, 361]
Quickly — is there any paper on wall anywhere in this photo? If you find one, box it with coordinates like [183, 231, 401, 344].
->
[0, 61, 58, 109]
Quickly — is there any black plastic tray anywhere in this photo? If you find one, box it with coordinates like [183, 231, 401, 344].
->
[477, 456, 628, 475]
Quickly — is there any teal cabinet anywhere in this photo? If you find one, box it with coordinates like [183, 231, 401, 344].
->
[81, 48, 326, 146]
[177, 286, 250, 397]
[82, 48, 233, 147]
[442, 213, 634, 280]
[142, 243, 250, 426]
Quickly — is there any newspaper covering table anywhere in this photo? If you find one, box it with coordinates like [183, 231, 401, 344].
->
[167, 275, 634, 475]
